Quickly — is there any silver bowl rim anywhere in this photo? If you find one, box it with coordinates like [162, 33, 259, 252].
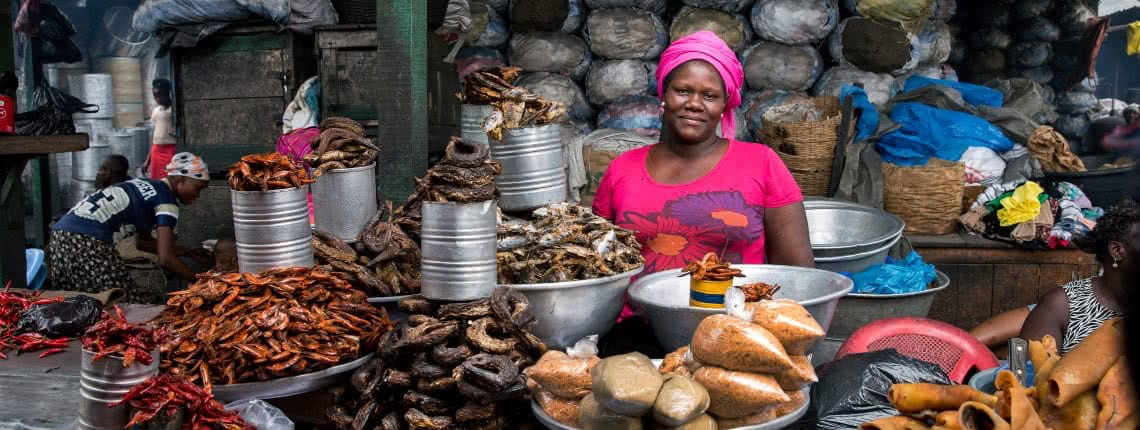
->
[210, 352, 374, 399]
[813, 234, 901, 263]
[367, 294, 413, 304]
[628, 264, 854, 312]
[804, 200, 905, 251]
[502, 267, 644, 291]
[230, 186, 308, 195]
[845, 270, 950, 298]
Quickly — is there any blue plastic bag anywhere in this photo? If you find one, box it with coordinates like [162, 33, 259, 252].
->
[840, 84, 878, 141]
[851, 251, 938, 294]
[877, 102, 1015, 166]
[903, 76, 1004, 108]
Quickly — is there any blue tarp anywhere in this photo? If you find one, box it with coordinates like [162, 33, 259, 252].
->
[841, 84, 879, 141]
[877, 102, 1015, 166]
[852, 251, 938, 295]
[903, 76, 1004, 108]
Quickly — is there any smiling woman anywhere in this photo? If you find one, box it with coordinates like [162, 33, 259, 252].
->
[592, 32, 815, 333]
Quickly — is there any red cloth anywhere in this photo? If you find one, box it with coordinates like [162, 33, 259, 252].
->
[148, 144, 177, 179]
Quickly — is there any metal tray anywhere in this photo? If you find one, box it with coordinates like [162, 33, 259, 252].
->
[366, 294, 412, 304]
[210, 353, 374, 403]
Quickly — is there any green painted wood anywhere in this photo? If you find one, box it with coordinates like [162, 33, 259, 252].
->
[375, 0, 429, 203]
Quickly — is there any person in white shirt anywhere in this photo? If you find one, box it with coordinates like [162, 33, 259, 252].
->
[144, 79, 177, 179]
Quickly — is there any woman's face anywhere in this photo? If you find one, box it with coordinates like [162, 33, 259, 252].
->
[661, 60, 726, 145]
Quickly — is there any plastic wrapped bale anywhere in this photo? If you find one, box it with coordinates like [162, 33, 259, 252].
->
[454, 46, 505, 80]
[681, 0, 756, 13]
[1017, 16, 1061, 42]
[1012, 67, 1055, 87]
[1009, 41, 1053, 68]
[827, 17, 918, 76]
[842, 0, 935, 32]
[509, 33, 592, 81]
[968, 29, 1012, 50]
[1012, 0, 1052, 21]
[1072, 77, 1099, 93]
[1057, 1, 1095, 37]
[813, 66, 898, 105]
[974, 6, 1011, 27]
[750, 0, 839, 45]
[915, 21, 952, 66]
[584, 8, 668, 60]
[463, 3, 510, 48]
[930, 0, 956, 21]
[596, 95, 663, 136]
[584, 0, 667, 15]
[516, 72, 596, 122]
[509, 0, 584, 33]
[1054, 112, 1090, 139]
[742, 90, 811, 140]
[670, 7, 753, 52]
[895, 65, 950, 88]
[1056, 91, 1098, 114]
[585, 60, 657, 106]
[742, 42, 822, 91]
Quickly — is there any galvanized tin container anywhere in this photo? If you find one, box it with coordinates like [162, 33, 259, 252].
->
[311, 163, 377, 242]
[46, 62, 88, 94]
[460, 104, 492, 145]
[126, 127, 151, 168]
[105, 129, 145, 171]
[232, 186, 314, 274]
[420, 200, 498, 301]
[78, 348, 159, 430]
[69, 74, 114, 120]
[489, 124, 568, 212]
[68, 179, 98, 207]
[72, 143, 111, 181]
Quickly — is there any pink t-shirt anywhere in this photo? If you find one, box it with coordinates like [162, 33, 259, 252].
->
[592, 139, 803, 276]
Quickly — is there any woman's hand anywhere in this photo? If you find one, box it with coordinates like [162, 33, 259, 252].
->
[763, 201, 815, 268]
[155, 226, 198, 281]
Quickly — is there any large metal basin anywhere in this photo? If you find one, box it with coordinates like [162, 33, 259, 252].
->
[510, 267, 643, 350]
[827, 270, 950, 338]
[628, 265, 853, 353]
[805, 199, 904, 258]
[813, 234, 900, 274]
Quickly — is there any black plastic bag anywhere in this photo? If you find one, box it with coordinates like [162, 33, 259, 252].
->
[15, 296, 103, 338]
[795, 349, 951, 430]
[40, 37, 83, 64]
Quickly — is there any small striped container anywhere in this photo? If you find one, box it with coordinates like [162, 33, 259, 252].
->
[689, 278, 734, 309]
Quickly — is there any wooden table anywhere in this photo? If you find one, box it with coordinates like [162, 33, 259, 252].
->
[0, 134, 89, 289]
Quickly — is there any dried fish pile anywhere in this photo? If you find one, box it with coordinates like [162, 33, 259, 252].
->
[313, 224, 421, 297]
[392, 137, 502, 237]
[150, 267, 395, 390]
[328, 287, 546, 430]
[681, 252, 744, 281]
[304, 117, 380, 176]
[112, 375, 253, 429]
[458, 67, 567, 141]
[227, 152, 315, 191]
[497, 203, 643, 284]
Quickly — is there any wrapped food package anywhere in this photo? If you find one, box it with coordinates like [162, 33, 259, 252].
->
[745, 299, 825, 355]
[1048, 318, 1124, 406]
[773, 388, 808, 416]
[775, 355, 818, 391]
[652, 375, 711, 426]
[1096, 358, 1139, 429]
[527, 350, 600, 399]
[888, 383, 996, 414]
[535, 386, 584, 427]
[690, 314, 794, 374]
[669, 414, 717, 429]
[693, 366, 789, 418]
[591, 352, 664, 416]
[661, 346, 690, 376]
[579, 393, 643, 430]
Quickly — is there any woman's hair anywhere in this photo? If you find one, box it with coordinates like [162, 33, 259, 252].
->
[152, 78, 172, 94]
[1076, 199, 1140, 262]
[95, 155, 130, 188]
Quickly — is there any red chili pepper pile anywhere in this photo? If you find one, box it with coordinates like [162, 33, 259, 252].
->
[111, 375, 254, 429]
[0, 284, 68, 359]
[81, 306, 167, 367]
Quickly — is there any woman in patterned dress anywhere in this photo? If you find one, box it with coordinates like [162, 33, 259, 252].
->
[1020, 200, 1140, 354]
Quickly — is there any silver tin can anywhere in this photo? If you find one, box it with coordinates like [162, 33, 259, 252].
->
[78, 348, 160, 430]
[490, 123, 568, 212]
[232, 186, 314, 274]
[312, 163, 377, 242]
[460, 104, 493, 145]
[420, 200, 498, 301]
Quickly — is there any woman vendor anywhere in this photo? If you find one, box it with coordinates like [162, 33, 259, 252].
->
[1018, 200, 1140, 353]
[143, 79, 177, 179]
[591, 32, 813, 354]
[48, 153, 211, 304]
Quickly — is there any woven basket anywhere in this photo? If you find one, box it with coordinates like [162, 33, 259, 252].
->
[777, 151, 834, 197]
[883, 159, 966, 235]
[760, 96, 843, 158]
[332, 0, 376, 24]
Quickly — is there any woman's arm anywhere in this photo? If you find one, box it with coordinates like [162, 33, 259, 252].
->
[970, 306, 1031, 348]
[155, 226, 197, 281]
[1019, 286, 1069, 344]
[763, 202, 815, 267]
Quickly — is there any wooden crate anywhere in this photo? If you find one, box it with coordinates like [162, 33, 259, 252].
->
[316, 25, 380, 135]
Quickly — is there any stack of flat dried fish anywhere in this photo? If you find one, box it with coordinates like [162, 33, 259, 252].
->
[305, 117, 380, 176]
[312, 217, 421, 297]
[457, 67, 567, 141]
[497, 203, 643, 284]
[392, 137, 502, 237]
[150, 267, 395, 391]
[227, 153, 315, 191]
[327, 287, 546, 430]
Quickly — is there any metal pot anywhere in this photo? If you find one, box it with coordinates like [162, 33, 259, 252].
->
[812, 234, 901, 274]
[232, 187, 314, 274]
[490, 123, 568, 212]
[78, 348, 160, 430]
[460, 104, 492, 145]
[510, 268, 643, 350]
[805, 198, 904, 258]
[69, 74, 114, 120]
[420, 200, 498, 301]
[311, 164, 377, 242]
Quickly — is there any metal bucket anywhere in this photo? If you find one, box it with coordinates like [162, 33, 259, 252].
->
[126, 127, 151, 168]
[78, 348, 159, 430]
[489, 124, 568, 212]
[72, 143, 111, 181]
[420, 200, 498, 301]
[69, 74, 114, 120]
[511, 268, 643, 350]
[232, 186, 314, 274]
[105, 129, 145, 171]
[46, 62, 88, 94]
[813, 234, 901, 274]
[460, 104, 492, 145]
[311, 164, 377, 242]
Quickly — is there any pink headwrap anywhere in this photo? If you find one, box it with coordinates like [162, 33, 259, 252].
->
[656, 30, 744, 138]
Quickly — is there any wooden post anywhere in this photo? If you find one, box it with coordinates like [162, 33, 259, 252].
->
[0, 0, 23, 287]
[375, 0, 429, 203]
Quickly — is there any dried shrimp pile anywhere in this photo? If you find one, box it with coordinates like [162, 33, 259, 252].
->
[227, 152, 315, 191]
[392, 137, 502, 237]
[328, 287, 546, 430]
[497, 203, 643, 284]
[458, 67, 567, 141]
[82, 306, 167, 367]
[313, 224, 421, 297]
[0, 288, 69, 359]
[112, 375, 253, 429]
[681, 252, 745, 281]
[150, 267, 394, 390]
[304, 117, 380, 176]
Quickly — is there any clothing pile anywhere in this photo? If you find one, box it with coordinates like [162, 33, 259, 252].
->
[960, 180, 1102, 249]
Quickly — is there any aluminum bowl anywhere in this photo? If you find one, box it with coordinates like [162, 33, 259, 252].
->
[805, 199, 904, 258]
[826, 270, 950, 338]
[628, 265, 853, 352]
[510, 268, 643, 350]
[813, 234, 900, 274]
